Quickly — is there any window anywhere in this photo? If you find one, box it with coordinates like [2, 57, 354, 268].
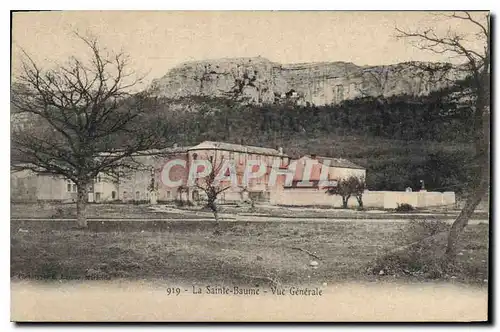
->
[167, 191, 171, 199]
[135, 191, 141, 200]
[66, 180, 77, 193]
[111, 191, 116, 200]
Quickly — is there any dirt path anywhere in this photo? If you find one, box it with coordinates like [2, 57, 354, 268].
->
[11, 280, 488, 322]
[10, 217, 490, 224]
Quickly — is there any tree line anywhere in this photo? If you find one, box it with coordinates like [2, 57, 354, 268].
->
[151, 79, 477, 194]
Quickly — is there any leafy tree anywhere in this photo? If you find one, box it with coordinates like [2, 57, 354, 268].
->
[326, 176, 366, 209]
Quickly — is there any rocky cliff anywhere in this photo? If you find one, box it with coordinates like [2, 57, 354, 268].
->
[149, 57, 463, 106]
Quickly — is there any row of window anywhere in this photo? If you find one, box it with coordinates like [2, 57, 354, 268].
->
[66, 184, 146, 201]
[66, 174, 106, 193]
[197, 152, 289, 166]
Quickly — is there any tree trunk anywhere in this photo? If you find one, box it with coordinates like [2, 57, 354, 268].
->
[213, 209, 219, 224]
[76, 181, 89, 228]
[342, 196, 349, 209]
[445, 78, 489, 262]
[445, 173, 488, 262]
[207, 198, 219, 223]
[209, 200, 221, 235]
[356, 195, 363, 208]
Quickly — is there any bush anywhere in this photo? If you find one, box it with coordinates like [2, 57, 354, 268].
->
[395, 203, 415, 212]
[368, 219, 450, 279]
[370, 239, 446, 279]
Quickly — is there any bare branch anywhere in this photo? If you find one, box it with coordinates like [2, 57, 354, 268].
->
[450, 11, 488, 38]
[11, 31, 165, 185]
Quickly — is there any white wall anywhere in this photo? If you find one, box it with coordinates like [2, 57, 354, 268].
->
[271, 189, 455, 209]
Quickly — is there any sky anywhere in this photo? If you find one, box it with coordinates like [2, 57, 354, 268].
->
[11, 11, 488, 87]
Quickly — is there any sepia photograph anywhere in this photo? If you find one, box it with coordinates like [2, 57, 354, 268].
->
[9, 10, 490, 322]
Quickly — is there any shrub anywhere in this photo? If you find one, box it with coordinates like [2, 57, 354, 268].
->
[369, 235, 447, 279]
[368, 219, 450, 279]
[395, 203, 415, 212]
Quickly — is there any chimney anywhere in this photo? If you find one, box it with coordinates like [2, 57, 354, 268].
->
[173, 143, 178, 148]
[278, 147, 283, 155]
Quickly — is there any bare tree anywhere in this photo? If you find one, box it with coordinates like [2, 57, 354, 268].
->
[396, 11, 490, 261]
[194, 154, 232, 232]
[11, 33, 166, 228]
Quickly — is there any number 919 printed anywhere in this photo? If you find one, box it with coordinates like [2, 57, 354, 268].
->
[165, 287, 182, 296]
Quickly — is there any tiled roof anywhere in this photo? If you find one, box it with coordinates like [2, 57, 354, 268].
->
[299, 155, 365, 170]
[189, 141, 285, 156]
[132, 147, 191, 156]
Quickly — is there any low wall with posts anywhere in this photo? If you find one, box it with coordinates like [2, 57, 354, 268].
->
[270, 189, 456, 209]
[375, 191, 456, 209]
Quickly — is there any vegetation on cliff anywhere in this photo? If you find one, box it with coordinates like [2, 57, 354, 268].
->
[150, 77, 477, 194]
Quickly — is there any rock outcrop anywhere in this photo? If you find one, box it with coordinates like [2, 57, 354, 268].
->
[149, 57, 464, 106]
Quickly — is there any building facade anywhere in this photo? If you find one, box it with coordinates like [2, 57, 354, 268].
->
[10, 140, 455, 209]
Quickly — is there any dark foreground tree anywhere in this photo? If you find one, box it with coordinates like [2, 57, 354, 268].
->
[397, 11, 490, 261]
[326, 176, 366, 209]
[11, 33, 166, 228]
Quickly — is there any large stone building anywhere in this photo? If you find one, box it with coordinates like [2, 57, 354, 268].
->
[10, 140, 455, 208]
[11, 141, 363, 204]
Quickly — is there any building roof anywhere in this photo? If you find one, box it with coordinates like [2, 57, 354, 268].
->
[189, 141, 285, 156]
[298, 155, 365, 170]
[132, 146, 191, 156]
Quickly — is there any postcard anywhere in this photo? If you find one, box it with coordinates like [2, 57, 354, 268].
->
[10, 10, 490, 322]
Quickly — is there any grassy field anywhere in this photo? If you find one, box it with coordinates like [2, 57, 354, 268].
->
[11, 218, 489, 286]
